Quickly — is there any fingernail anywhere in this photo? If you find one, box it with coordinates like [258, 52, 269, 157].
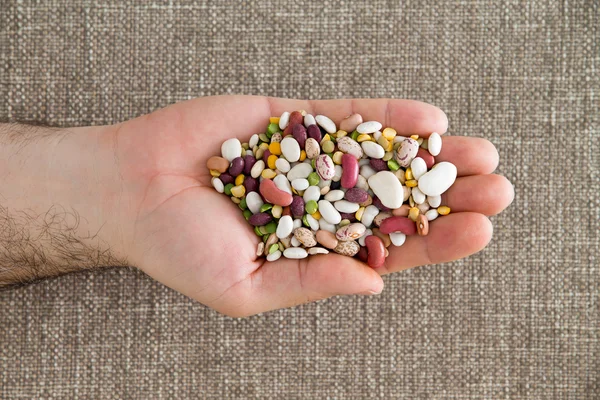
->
[358, 289, 382, 296]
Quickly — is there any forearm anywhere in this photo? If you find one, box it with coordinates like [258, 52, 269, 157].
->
[0, 123, 129, 287]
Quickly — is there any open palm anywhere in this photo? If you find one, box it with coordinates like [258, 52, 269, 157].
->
[113, 96, 513, 317]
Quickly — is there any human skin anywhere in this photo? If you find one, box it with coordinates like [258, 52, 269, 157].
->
[0, 96, 514, 317]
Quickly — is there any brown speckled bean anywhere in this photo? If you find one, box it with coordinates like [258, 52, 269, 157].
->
[365, 235, 385, 268]
[333, 240, 360, 257]
[294, 227, 317, 247]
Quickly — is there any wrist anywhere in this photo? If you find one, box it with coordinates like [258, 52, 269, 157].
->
[0, 123, 130, 283]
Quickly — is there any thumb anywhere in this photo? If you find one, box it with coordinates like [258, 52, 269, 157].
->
[233, 254, 384, 316]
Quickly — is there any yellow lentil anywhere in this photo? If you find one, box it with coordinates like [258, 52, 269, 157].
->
[355, 207, 365, 221]
[311, 210, 321, 220]
[336, 130, 348, 138]
[321, 134, 331, 144]
[409, 207, 420, 221]
[339, 219, 351, 227]
[269, 117, 280, 124]
[438, 206, 451, 215]
[231, 185, 246, 198]
[210, 169, 221, 177]
[261, 169, 277, 179]
[235, 174, 245, 186]
[269, 142, 281, 156]
[267, 154, 278, 170]
[405, 168, 414, 181]
[406, 179, 418, 187]
[272, 205, 283, 219]
[382, 127, 397, 141]
[231, 196, 241, 204]
[357, 134, 372, 143]
[299, 150, 307, 161]
[259, 142, 269, 150]
[410, 134, 419, 140]
[332, 151, 344, 165]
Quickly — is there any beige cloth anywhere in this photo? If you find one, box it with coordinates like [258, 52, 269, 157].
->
[1, 1, 598, 398]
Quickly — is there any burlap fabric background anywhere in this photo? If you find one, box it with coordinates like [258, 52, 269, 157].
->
[1, 1, 598, 398]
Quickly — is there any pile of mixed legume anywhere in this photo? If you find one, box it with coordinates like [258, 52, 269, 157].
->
[208, 111, 456, 268]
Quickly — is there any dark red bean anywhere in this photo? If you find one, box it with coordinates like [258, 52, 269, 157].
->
[357, 246, 369, 263]
[283, 111, 303, 135]
[369, 158, 388, 172]
[372, 196, 391, 211]
[228, 157, 245, 176]
[365, 236, 385, 268]
[417, 148, 435, 169]
[248, 212, 273, 226]
[307, 124, 322, 141]
[291, 195, 305, 218]
[243, 155, 256, 175]
[345, 188, 368, 203]
[219, 173, 234, 185]
[292, 124, 307, 149]
[379, 216, 417, 235]
[244, 176, 259, 192]
[262, 149, 272, 164]
[339, 212, 357, 222]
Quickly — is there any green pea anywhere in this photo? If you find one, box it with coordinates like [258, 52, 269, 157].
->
[311, 159, 316, 169]
[259, 133, 269, 143]
[265, 221, 277, 234]
[267, 123, 280, 135]
[243, 209, 252, 220]
[260, 203, 273, 213]
[351, 130, 360, 141]
[258, 225, 269, 235]
[254, 226, 263, 237]
[387, 159, 400, 171]
[322, 140, 335, 153]
[224, 183, 234, 196]
[266, 130, 273, 139]
[238, 196, 248, 210]
[307, 172, 320, 186]
[278, 242, 284, 252]
[263, 234, 270, 243]
[305, 200, 318, 214]
[302, 214, 310, 227]
[269, 244, 279, 254]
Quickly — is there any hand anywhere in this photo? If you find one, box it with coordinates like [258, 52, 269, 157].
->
[110, 96, 514, 317]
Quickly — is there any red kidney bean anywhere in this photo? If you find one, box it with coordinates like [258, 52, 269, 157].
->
[292, 124, 307, 149]
[372, 196, 391, 211]
[379, 216, 417, 235]
[307, 124, 322, 141]
[357, 246, 369, 263]
[262, 149, 272, 164]
[243, 155, 256, 175]
[345, 187, 368, 203]
[248, 212, 273, 226]
[369, 158, 388, 171]
[219, 173, 234, 185]
[283, 111, 303, 135]
[341, 154, 359, 188]
[417, 148, 435, 169]
[228, 157, 245, 176]
[291, 195, 305, 218]
[339, 212, 357, 222]
[259, 179, 293, 206]
[365, 235, 385, 268]
[244, 176, 259, 192]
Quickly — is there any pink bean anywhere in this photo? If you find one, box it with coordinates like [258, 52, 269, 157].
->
[341, 154, 358, 188]
[259, 179, 293, 206]
[379, 216, 417, 235]
[365, 235, 385, 268]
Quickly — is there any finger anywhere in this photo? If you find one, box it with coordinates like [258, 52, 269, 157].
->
[239, 254, 384, 315]
[265, 97, 448, 136]
[441, 174, 515, 215]
[379, 212, 493, 275]
[438, 136, 499, 176]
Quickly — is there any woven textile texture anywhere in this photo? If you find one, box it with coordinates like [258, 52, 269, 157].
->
[1, 1, 598, 398]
